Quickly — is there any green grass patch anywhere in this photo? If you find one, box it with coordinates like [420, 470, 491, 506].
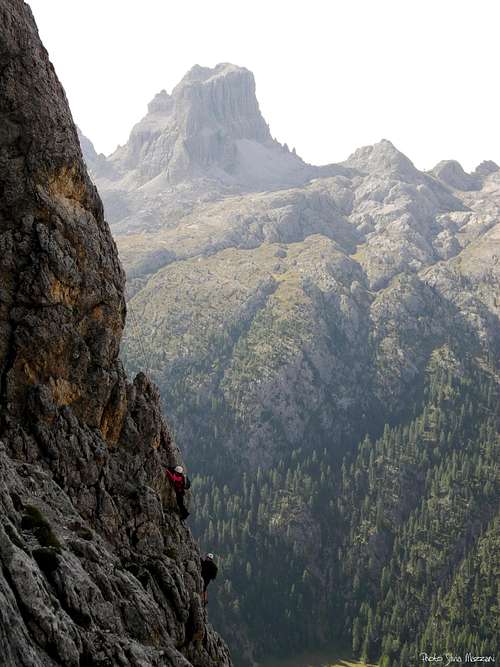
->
[260, 648, 377, 667]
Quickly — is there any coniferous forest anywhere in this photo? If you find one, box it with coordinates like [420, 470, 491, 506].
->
[189, 348, 499, 666]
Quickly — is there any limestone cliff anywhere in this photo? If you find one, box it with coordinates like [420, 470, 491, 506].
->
[0, 2, 231, 665]
[93, 63, 313, 196]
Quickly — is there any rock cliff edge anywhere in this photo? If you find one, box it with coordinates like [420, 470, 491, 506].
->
[0, 2, 232, 665]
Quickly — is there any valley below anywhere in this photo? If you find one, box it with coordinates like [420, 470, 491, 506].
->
[261, 647, 375, 667]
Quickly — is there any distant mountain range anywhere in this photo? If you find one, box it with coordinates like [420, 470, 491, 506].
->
[79, 63, 499, 467]
[79, 64, 500, 665]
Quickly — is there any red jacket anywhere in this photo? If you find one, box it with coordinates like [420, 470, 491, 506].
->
[166, 468, 186, 494]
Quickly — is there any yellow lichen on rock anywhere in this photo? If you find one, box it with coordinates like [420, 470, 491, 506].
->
[45, 163, 88, 207]
[49, 278, 79, 306]
[49, 377, 81, 407]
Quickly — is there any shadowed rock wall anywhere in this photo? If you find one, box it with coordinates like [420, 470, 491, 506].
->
[0, 2, 231, 665]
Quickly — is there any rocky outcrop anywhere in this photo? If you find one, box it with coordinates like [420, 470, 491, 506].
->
[0, 2, 231, 665]
[76, 127, 108, 178]
[99, 63, 312, 191]
[431, 159, 480, 191]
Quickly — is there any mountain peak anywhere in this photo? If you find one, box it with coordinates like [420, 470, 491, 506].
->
[474, 159, 499, 177]
[175, 62, 251, 88]
[107, 63, 309, 189]
[431, 159, 480, 191]
[77, 125, 98, 163]
[147, 88, 172, 114]
[343, 139, 418, 179]
[170, 61, 270, 145]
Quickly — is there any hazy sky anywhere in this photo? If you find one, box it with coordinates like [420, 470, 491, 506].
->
[29, 0, 499, 172]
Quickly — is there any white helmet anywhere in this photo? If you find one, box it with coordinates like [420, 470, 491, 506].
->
[207, 553, 215, 560]
[174, 465, 184, 474]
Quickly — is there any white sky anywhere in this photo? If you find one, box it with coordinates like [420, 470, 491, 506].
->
[29, 0, 499, 172]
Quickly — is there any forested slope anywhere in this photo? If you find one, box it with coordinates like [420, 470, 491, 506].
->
[191, 350, 499, 665]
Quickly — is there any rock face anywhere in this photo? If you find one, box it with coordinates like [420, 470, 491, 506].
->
[0, 2, 231, 665]
[96, 63, 312, 193]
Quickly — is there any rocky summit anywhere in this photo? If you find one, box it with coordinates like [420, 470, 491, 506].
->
[86, 63, 314, 197]
[0, 2, 231, 665]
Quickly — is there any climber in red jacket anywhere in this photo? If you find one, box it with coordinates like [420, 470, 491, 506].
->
[165, 465, 191, 521]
